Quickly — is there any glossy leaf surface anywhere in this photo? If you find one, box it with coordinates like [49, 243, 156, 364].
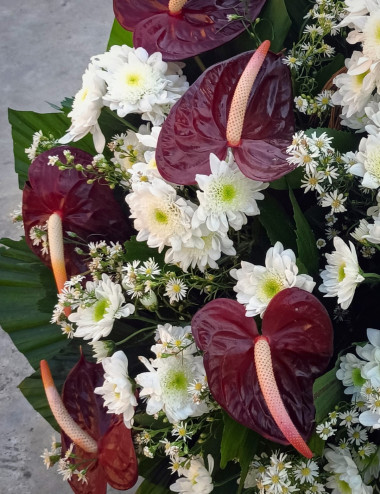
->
[156, 50, 295, 185]
[22, 147, 133, 277]
[61, 354, 138, 493]
[191, 288, 333, 445]
[113, 0, 267, 61]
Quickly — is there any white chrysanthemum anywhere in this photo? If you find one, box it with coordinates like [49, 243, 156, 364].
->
[60, 63, 106, 152]
[94, 351, 137, 428]
[319, 237, 364, 309]
[126, 178, 195, 252]
[336, 352, 367, 395]
[170, 455, 214, 494]
[351, 219, 370, 243]
[151, 324, 196, 358]
[231, 242, 315, 318]
[89, 340, 115, 363]
[350, 135, 380, 189]
[165, 223, 235, 273]
[362, 10, 380, 62]
[360, 328, 380, 387]
[192, 153, 268, 233]
[68, 274, 135, 341]
[331, 52, 376, 119]
[93, 45, 188, 125]
[324, 446, 373, 494]
[136, 353, 209, 423]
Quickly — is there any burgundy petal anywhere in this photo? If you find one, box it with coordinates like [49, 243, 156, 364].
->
[113, 0, 267, 61]
[191, 288, 333, 445]
[22, 146, 133, 277]
[156, 50, 295, 185]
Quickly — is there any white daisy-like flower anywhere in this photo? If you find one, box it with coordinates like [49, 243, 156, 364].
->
[231, 242, 315, 317]
[347, 424, 368, 445]
[165, 224, 235, 273]
[261, 465, 289, 494]
[308, 131, 334, 154]
[68, 274, 135, 341]
[316, 90, 334, 111]
[170, 455, 214, 494]
[164, 278, 188, 304]
[324, 445, 373, 494]
[294, 460, 320, 484]
[321, 189, 347, 213]
[339, 409, 360, 428]
[151, 324, 196, 358]
[125, 178, 195, 253]
[350, 135, 380, 189]
[94, 350, 137, 428]
[93, 45, 188, 125]
[136, 353, 209, 423]
[287, 146, 319, 173]
[301, 170, 325, 193]
[294, 95, 308, 113]
[192, 152, 268, 233]
[319, 237, 364, 309]
[60, 63, 106, 152]
[316, 421, 336, 440]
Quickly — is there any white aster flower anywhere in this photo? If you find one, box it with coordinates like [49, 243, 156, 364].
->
[60, 63, 106, 152]
[350, 135, 380, 189]
[94, 350, 137, 428]
[339, 409, 360, 428]
[192, 152, 268, 233]
[324, 445, 373, 494]
[316, 89, 334, 110]
[316, 421, 336, 440]
[151, 324, 196, 358]
[94, 45, 188, 125]
[164, 278, 188, 304]
[294, 95, 308, 113]
[165, 224, 235, 273]
[294, 459, 320, 484]
[68, 274, 135, 341]
[126, 178, 195, 253]
[319, 237, 364, 309]
[347, 424, 368, 445]
[170, 455, 214, 494]
[321, 189, 347, 213]
[301, 169, 325, 193]
[231, 242, 315, 317]
[136, 353, 209, 423]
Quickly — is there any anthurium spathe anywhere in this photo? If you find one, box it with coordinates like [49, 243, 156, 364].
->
[22, 147, 133, 283]
[191, 288, 333, 457]
[156, 43, 295, 185]
[113, 0, 267, 62]
[41, 354, 138, 494]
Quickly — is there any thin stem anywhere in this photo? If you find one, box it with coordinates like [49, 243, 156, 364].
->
[116, 326, 156, 346]
[194, 55, 206, 73]
[362, 272, 380, 282]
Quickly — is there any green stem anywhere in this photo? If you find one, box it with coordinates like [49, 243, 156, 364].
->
[362, 272, 380, 282]
[116, 326, 156, 346]
[194, 55, 206, 72]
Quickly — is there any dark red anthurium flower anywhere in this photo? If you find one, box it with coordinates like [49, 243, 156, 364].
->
[41, 355, 138, 494]
[156, 43, 295, 185]
[191, 288, 333, 457]
[22, 147, 133, 283]
[113, 0, 267, 61]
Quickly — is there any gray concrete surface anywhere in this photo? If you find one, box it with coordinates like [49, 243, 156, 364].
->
[0, 1, 141, 492]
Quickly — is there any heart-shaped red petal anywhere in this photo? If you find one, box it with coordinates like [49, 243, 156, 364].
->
[113, 0, 267, 61]
[156, 50, 295, 185]
[61, 354, 138, 493]
[22, 147, 133, 277]
[191, 288, 333, 445]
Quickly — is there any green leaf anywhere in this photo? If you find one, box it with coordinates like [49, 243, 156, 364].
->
[314, 54, 345, 93]
[255, 0, 291, 52]
[288, 188, 318, 275]
[307, 432, 325, 457]
[0, 237, 68, 370]
[8, 108, 95, 190]
[313, 359, 346, 423]
[283, 0, 309, 32]
[124, 236, 166, 266]
[107, 18, 134, 50]
[259, 191, 297, 251]
[270, 167, 303, 190]
[220, 413, 259, 490]
[305, 127, 361, 154]
[136, 457, 172, 494]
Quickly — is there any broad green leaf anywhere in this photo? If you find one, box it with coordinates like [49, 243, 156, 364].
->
[124, 236, 166, 266]
[255, 0, 292, 52]
[136, 480, 170, 494]
[313, 359, 346, 423]
[220, 413, 259, 491]
[8, 108, 95, 190]
[315, 54, 345, 93]
[0, 237, 68, 370]
[289, 188, 318, 275]
[107, 18, 134, 50]
[137, 457, 172, 494]
[305, 127, 360, 154]
[259, 191, 297, 251]
[307, 432, 325, 457]
[270, 167, 303, 190]
[283, 0, 309, 34]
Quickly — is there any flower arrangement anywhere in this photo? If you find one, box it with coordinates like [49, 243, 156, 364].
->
[2, 0, 380, 493]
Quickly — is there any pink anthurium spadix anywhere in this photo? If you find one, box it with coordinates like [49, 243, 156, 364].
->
[156, 41, 295, 185]
[113, 0, 267, 61]
[41, 355, 138, 494]
[22, 147, 134, 287]
[191, 288, 334, 458]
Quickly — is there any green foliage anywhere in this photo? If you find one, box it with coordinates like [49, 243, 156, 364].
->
[270, 167, 303, 190]
[314, 54, 345, 93]
[289, 188, 318, 275]
[124, 236, 166, 266]
[255, 0, 292, 52]
[313, 359, 346, 423]
[107, 18, 134, 50]
[259, 191, 297, 252]
[0, 238, 68, 370]
[305, 127, 361, 154]
[8, 108, 96, 190]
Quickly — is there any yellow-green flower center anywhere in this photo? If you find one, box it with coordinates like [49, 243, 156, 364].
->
[221, 184, 236, 203]
[93, 298, 110, 321]
[154, 209, 169, 224]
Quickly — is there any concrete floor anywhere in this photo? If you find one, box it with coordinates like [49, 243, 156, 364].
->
[0, 1, 141, 492]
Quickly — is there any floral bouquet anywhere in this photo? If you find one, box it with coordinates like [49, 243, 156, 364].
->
[2, 0, 380, 493]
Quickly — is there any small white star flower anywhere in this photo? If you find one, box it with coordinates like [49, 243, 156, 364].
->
[321, 189, 347, 213]
[316, 421, 336, 440]
[294, 459, 320, 484]
[164, 278, 188, 304]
